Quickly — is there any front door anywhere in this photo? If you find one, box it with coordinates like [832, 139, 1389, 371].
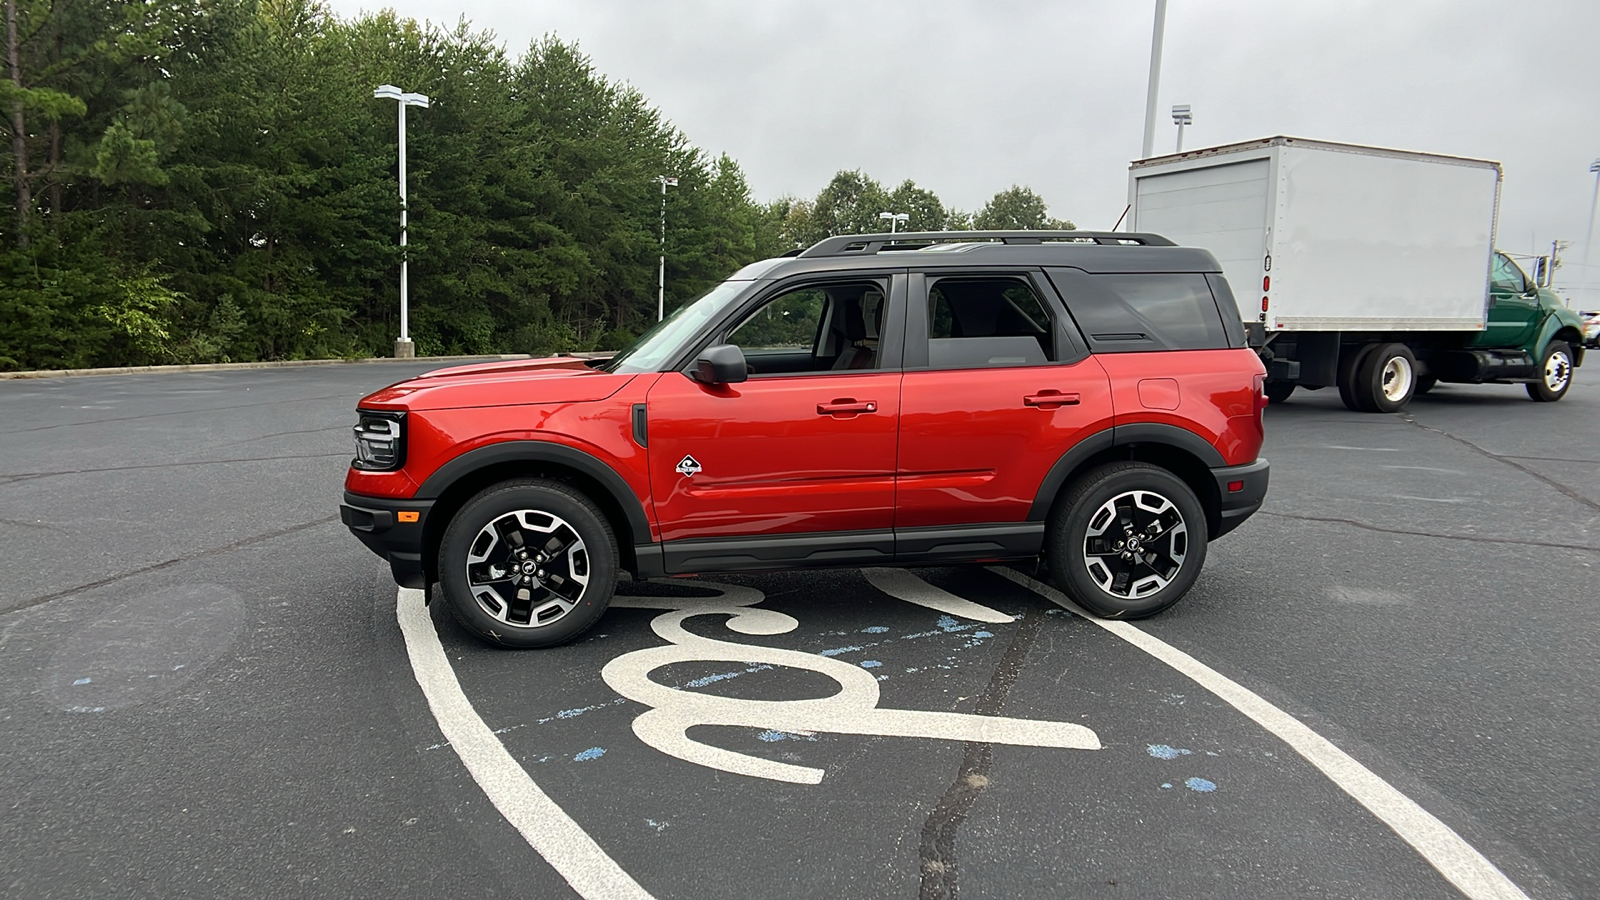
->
[646, 276, 905, 570]
[1474, 252, 1539, 349]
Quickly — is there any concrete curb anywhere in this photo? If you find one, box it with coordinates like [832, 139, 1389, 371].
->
[0, 354, 535, 381]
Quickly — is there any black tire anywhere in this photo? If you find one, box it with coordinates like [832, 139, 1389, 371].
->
[1526, 340, 1574, 402]
[1354, 342, 1418, 413]
[1045, 462, 1208, 619]
[1265, 381, 1296, 404]
[1415, 374, 1438, 396]
[1337, 343, 1376, 412]
[438, 478, 618, 649]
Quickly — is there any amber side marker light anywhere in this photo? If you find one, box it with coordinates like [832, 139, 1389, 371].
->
[398, 511, 420, 523]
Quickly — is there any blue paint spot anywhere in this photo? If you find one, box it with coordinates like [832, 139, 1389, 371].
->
[1185, 777, 1217, 793]
[72, 677, 91, 686]
[877, 675, 889, 681]
[1161, 783, 1173, 790]
[819, 645, 863, 657]
[860, 660, 882, 668]
[756, 730, 790, 742]
[1147, 744, 1192, 760]
[936, 615, 962, 632]
[862, 626, 889, 633]
[573, 747, 605, 762]
[972, 631, 993, 639]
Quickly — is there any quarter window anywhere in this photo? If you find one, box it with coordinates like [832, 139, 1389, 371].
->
[1046, 269, 1230, 352]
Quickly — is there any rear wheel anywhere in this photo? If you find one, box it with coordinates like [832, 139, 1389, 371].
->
[1337, 343, 1376, 412]
[1045, 462, 1208, 619]
[438, 479, 618, 649]
[1265, 381, 1296, 404]
[1355, 342, 1418, 413]
[1526, 341, 1573, 402]
[1415, 374, 1438, 396]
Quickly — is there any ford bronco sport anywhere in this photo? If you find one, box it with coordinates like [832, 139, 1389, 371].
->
[342, 231, 1270, 648]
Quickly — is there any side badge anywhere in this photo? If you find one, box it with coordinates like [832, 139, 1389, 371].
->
[675, 455, 703, 477]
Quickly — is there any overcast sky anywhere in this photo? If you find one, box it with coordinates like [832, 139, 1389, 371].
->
[329, 0, 1600, 291]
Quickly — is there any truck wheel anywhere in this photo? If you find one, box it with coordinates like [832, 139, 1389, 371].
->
[1526, 341, 1573, 402]
[1045, 462, 1208, 620]
[1265, 381, 1295, 404]
[1415, 374, 1438, 396]
[438, 479, 618, 649]
[1337, 344, 1376, 412]
[1355, 342, 1418, 413]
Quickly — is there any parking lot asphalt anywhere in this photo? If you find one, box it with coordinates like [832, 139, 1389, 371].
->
[1, 363, 1596, 899]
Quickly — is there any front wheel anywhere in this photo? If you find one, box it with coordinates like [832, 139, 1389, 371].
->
[1527, 341, 1574, 402]
[1045, 462, 1208, 619]
[438, 478, 618, 649]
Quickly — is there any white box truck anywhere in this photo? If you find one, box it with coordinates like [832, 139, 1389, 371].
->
[1128, 136, 1586, 411]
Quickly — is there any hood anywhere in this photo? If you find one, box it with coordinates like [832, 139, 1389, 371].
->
[359, 356, 633, 411]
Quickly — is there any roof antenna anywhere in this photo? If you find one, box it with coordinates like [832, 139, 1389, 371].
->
[1111, 204, 1131, 232]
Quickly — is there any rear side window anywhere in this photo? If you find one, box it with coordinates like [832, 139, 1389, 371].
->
[1045, 268, 1231, 352]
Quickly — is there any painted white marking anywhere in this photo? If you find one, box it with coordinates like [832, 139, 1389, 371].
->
[396, 588, 655, 900]
[1326, 445, 1402, 452]
[604, 582, 1097, 784]
[863, 567, 1016, 623]
[988, 567, 1530, 900]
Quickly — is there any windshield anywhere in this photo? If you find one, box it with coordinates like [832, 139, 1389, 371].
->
[605, 280, 753, 374]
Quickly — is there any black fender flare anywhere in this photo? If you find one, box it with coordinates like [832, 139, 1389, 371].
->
[1027, 423, 1225, 521]
[416, 440, 653, 547]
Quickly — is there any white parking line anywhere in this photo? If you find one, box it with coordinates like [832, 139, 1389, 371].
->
[863, 567, 1016, 623]
[396, 588, 656, 900]
[988, 567, 1531, 900]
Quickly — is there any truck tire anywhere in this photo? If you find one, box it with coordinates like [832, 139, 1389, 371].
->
[438, 478, 618, 649]
[1355, 343, 1418, 413]
[1265, 382, 1295, 404]
[1338, 344, 1376, 412]
[1045, 462, 1208, 620]
[1526, 340, 1574, 402]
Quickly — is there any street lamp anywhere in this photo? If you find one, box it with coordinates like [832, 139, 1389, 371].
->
[1172, 104, 1193, 153]
[1140, 0, 1169, 160]
[877, 211, 909, 234]
[374, 84, 430, 358]
[1584, 158, 1600, 294]
[657, 175, 678, 321]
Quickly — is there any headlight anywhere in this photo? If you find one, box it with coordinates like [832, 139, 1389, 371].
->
[352, 410, 406, 471]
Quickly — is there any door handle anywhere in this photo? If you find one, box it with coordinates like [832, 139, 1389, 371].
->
[818, 399, 878, 415]
[1024, 390, 1080, 408]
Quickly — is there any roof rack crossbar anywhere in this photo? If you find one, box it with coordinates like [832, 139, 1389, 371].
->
[796, 230, 1175, 258]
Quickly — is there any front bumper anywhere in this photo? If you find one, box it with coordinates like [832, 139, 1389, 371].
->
[341, 492, 434, 589]
[1211, 458, 1269, 539]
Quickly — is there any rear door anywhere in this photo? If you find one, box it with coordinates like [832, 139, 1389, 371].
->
[895, 269, 1114, 556]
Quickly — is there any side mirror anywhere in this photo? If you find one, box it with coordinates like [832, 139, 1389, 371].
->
[691, 344, 748, 385]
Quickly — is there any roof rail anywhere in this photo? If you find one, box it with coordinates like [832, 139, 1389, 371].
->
[796, 230, 1176, 258]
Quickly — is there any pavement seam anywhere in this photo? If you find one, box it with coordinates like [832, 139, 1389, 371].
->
[0, 451, 351, 485]
[1256, 510, 1600, 553]
[917, 606, 1047, 900]
[0, 514, 339, 617]
[1400, 412, 1600, 515]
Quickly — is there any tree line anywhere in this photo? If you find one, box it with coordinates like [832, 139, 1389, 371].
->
[0, 0, 1073, 371]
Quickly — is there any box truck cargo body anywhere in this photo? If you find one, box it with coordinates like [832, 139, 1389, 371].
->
[1128, 136, 1585, 411]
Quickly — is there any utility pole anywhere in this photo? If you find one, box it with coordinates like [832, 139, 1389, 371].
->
[374, 85, 430, 358]
[1140, 0, 1168, 161]
[1584, 159, 1600, 293]
[658, 175, 678, 321]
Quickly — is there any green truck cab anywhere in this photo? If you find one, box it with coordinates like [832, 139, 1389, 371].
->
[1465, 251, 1586, 401]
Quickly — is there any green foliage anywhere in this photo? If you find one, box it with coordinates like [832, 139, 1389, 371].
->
[0, 0, 1078, 371]
[975, 185, 1075, 231]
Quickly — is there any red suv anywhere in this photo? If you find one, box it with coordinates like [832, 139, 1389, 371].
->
[342, 231, 1269, 648]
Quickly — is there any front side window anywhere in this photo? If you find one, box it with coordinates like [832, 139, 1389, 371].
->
[926, 277, 1055, 368]
[726, 281, 888, 375]
[1490, 253, 1527, 294]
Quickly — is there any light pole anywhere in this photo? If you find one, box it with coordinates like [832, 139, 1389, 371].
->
[1584, 158, 1600, 294]
[1172, 104, 1192, 153]
[374, 84, 430, 358]
[1140, 0, 1168, 160]
[877, 211, 908, 233]
[657, 175, 678, 321]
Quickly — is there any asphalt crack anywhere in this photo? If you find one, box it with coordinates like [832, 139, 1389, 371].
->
[1258, 510, 1600, 554]
[0, 514, 340, 617]
[917, 607, 1047, 900]
[0, 452, 349, 485]
[1401, 412, 1600, 515]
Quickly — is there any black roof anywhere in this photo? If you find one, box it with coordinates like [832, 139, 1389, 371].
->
[743, 230, 1223, 279]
